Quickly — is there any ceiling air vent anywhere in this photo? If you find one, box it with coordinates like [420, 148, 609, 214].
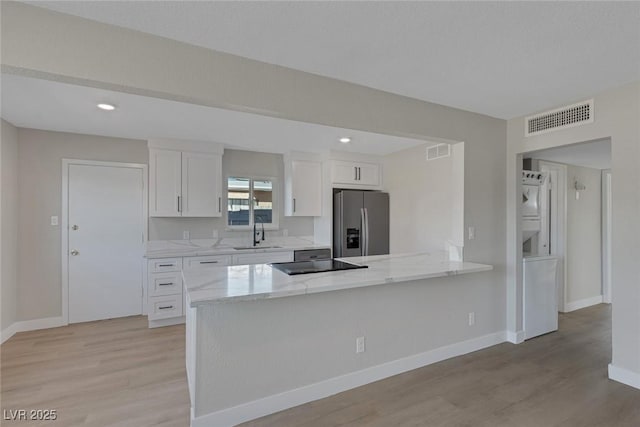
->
[426, 143, 450, 161]
[525, 99, 593, 137]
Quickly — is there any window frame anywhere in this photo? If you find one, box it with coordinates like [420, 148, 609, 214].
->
[225, 175, 279, 231]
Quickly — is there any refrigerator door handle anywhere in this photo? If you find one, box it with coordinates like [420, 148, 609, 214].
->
[364, 207, 370, 256]
[360, 207, 366, 256]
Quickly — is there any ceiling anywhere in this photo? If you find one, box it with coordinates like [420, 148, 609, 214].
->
[23, 1, 640, 119]
[0, 74, 430, 155]
[525, 138, 611, 170]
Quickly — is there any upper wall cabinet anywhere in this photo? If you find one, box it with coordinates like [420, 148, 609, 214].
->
[284, 154, 322, 217]
[331, 160, 382, 189]
[149, 139, 223, 217]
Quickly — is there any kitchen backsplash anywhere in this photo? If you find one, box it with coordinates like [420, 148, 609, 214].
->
[148, 216, 314, 241]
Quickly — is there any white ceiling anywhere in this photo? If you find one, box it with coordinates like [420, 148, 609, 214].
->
[0, 74, 430, 155]
[24, 1, 640, 119]
[525, 138, 611, 170]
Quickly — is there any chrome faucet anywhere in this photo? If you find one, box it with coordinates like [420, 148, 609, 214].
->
[253, 216, 265, 246]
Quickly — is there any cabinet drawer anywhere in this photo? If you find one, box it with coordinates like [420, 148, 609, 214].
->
[184, 255, 232, 270]
[148, 257, 183, 273]
[148, 272, 182, 297]
[148, 295, 183, 320]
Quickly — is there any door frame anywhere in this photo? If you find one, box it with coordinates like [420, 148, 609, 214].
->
[538, 160, 568, 312]
[602, 169, 612, 304]
[61, 159, 148, 325]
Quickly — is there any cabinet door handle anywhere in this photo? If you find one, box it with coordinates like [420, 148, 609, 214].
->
[218, 197, 221, 213]
[358, 167, 361, 180]
[158, 264, 174, 267]
[354, 167, 358, 180]
[177, 195, 182, 213]
[158, 282, 174, 286]
[293, 198, 296, 213]
[158, 305, 174, 310]
[199, 261, 218, 264]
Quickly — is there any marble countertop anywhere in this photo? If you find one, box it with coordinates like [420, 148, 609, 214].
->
[183, 252, 493, 306]
[145, 236, 330, 259]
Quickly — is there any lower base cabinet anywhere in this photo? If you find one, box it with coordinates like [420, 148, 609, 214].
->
[145, 250, 294, 327]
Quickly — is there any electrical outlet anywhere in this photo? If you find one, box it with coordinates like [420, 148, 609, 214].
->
[50, 216, 58, 226]
[468, 226, 475, 240]
[356, 336, 365, 353]
[468, 312, 475, 326]
[183, 230, 190, 240]
[212, 229, 219, 238]
[282, 229, 288, 237]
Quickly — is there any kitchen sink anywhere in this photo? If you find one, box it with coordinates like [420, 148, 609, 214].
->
[233, 246, 282, 250]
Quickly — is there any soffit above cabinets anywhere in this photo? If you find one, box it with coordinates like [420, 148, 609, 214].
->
[1, 74, 428, 156]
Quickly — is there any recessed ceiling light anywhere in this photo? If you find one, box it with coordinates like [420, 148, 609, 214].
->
[339, 137, 351, 143]
[97, 103, 116, 111]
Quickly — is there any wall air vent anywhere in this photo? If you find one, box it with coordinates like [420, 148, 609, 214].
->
[525, 99, 593, 137]
[426, 143, 450, 161]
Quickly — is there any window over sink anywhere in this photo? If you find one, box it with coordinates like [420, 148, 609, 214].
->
[227, 176, 278, 229]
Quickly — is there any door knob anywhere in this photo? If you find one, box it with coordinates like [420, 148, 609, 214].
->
[70, 249, 79, 256]
[72, 225, 79, 231]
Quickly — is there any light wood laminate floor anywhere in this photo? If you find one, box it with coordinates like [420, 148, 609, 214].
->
[2, 304, 639, 427]
[1, 316, 189, 427]
[242, 304, 640, 427]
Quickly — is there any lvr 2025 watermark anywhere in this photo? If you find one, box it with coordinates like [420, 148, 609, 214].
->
[3, 409, 58, 421]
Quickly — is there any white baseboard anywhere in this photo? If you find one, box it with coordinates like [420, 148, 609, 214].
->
[1, 316, 66, 344]
[609, 364, 640, 390]
[191, 331, 507, 427]
[506, 330, 525, 344]
[565, 295, 603, 312]
[149, 316, 185, 328]
[1, 323, 20, 344]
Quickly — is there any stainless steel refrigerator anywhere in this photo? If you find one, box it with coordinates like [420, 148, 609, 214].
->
[333, 190, 389, 257]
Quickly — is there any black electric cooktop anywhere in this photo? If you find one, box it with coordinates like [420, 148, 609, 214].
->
[269, 259, 368, 275]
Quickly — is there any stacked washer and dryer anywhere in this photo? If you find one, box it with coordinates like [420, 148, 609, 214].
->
[522, 171, 559, 340]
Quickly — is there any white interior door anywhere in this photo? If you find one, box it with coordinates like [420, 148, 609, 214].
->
[68, 164, 144, 323]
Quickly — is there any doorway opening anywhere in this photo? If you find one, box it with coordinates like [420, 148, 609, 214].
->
[520, 138, 611, 338]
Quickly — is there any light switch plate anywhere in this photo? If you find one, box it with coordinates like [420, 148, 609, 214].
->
[468, 226, 475, 240]
[50, 216, 59, 226]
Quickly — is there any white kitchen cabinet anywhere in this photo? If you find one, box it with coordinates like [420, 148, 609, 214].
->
[145, 250, 293, 327]
[148, 294, 183, 320]
[183, 254, 232, 270]
[148, 257, 183, 273]
[145, 256, 184, 327]
[284, 158, 322, 217]
[181, 152, 223, 217]
[233, 251, 293, 265]
[149, 149, 182, 216]
[148, 139, 223, 217]
[331, 160, 381, 188]
[148, 271, 183, 297]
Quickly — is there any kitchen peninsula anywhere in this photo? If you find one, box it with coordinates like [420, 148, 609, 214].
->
[184, 253, 494, 427]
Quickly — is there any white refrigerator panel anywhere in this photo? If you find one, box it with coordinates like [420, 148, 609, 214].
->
[523, 257, 558, 340]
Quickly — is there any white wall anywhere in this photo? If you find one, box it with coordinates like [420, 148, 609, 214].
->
[384, 143, 464, 255]
[194, 272, 501, 416]
[149, 149, 313, 240]
[507, 81, 640, 384]
[565, 164, 602, 305]
[1, 119, 19, 334]
[16, 129, 148, 321]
